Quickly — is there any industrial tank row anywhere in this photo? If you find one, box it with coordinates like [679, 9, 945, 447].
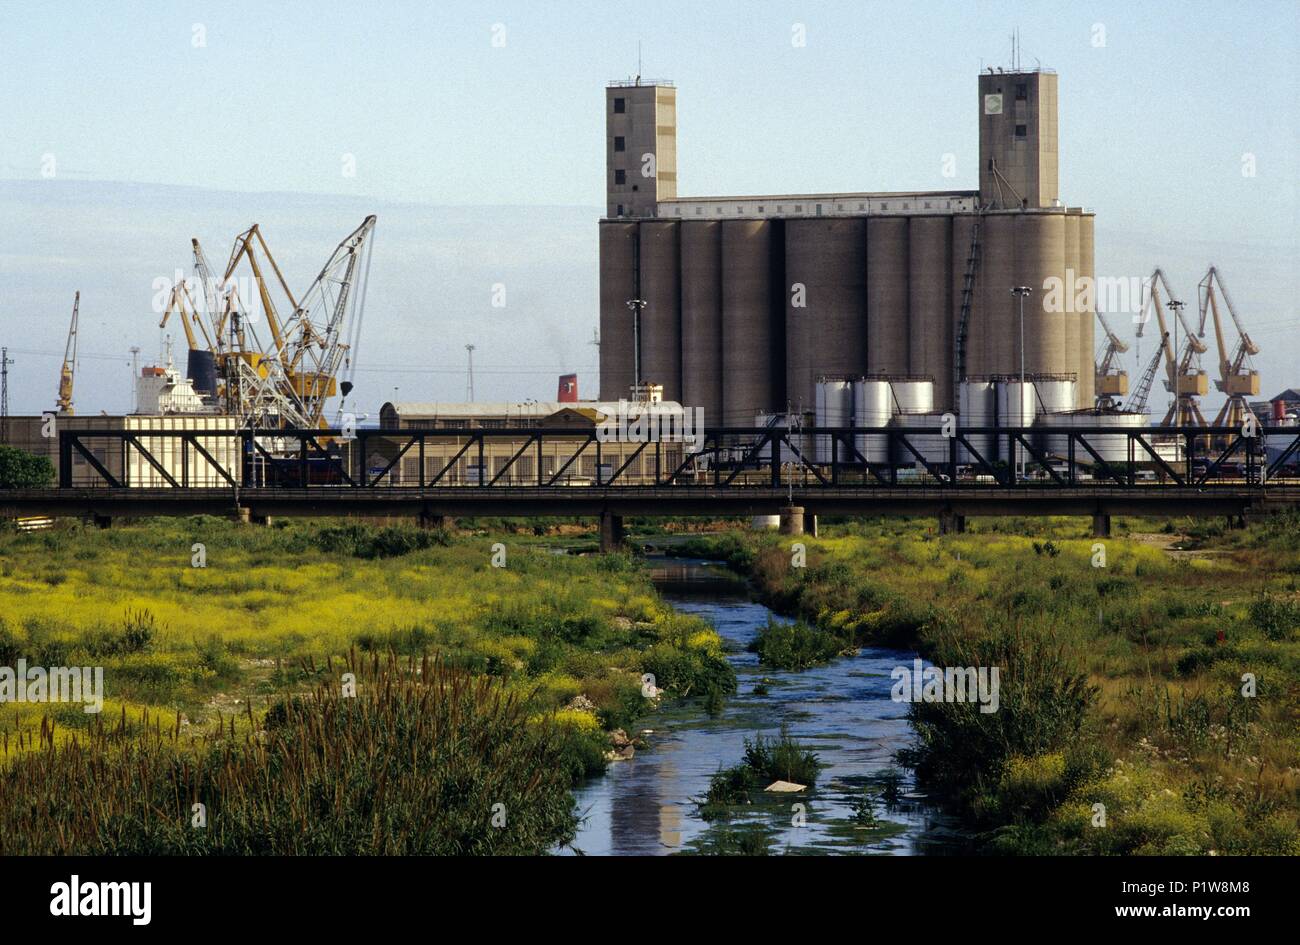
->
[813, 375, 1147, 468]
[598, 209, 1097, 429]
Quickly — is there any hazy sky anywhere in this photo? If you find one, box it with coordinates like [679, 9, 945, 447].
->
[1, 0, 1297, 416]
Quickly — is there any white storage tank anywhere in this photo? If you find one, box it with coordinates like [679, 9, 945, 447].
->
[997, 379, 1038, 471]
[853, 379, 892, 464]
[1061, 409, 1147, 465]
[958, 379, 997, 465]
[815, 376, 854, 463]
[890, 378, 935, 415]
[1034, 376, 1078, 457]
[891, 412, 950, 469]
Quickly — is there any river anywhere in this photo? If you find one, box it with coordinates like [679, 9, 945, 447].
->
[563, 555, 966, 855]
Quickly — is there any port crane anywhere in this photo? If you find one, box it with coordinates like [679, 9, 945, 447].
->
[1198, 266, 1260, 428]
[1125, 330, 1169, 416]
[1094, 310, 1129, 408]
[56, 291, 80, 415]
[1135, 268, 1208, 426]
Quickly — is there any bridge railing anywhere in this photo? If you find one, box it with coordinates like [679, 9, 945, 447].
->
[51, 425, 1300, 491]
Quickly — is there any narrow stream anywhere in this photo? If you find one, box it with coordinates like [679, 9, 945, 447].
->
[564, 555, 966, 855]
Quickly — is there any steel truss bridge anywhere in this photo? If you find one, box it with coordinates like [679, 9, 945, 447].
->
[1, 425, 1298, 547]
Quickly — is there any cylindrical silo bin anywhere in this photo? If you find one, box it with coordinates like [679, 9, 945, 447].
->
[1063, 409, 1146, 465]
[1015, 212, 1066, 377]
[680, 221, 723, 429]
[815, 376, 854, 463]
[866, 217, 909, 376]
[890, 378, 935, 415]
[598, 222, 638, 401]
[1033, 376, 1078, 457]
[908, 215, 954, 410]
[958, 378, 997, 464]
[951, 213, 979, 382]
[997, 378, 1038, 470]
[1062, 212, 1081, 403]
[979, 212, 1018, 377]
[1078, 214, 1097, 408]
[853, 378, 892, 464]
[891, 412, 949, 469]
[785, 218, 868, 414]
[637, 221, 682, 401]
[722, 220, 777, 427]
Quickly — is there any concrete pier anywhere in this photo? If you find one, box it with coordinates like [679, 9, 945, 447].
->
[599, 510, 626, 552]
[779, 506, 805, 536]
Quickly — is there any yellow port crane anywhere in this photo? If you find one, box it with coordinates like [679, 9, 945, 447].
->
[56, 291, 80, 415]
[1136, 268, 1208, 426]
[1198, 266, 1260, 427]
[1094, 310, 1129, 408]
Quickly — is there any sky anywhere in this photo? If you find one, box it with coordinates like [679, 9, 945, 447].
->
[0, 0, 1296, 417]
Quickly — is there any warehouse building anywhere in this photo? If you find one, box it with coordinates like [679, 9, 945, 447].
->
[598, 67, 1096, 425]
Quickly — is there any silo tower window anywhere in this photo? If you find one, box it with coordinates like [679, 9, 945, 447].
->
[1015, 124, 1027, 138]
[614, 136, 625, 151]
[615, 169, 626, 184]
[1015, 83, 1027, 100]
[613, 97, 625, 113]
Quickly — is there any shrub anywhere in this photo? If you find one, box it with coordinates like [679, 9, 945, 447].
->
[1248, 593, 1300, 641]
[748, 618, 851, 670]
[0, 445, 55, 488]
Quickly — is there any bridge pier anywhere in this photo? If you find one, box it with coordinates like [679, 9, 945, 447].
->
[804, 512, 818, 538]
[599, 510, 625, 553]
[779, 506, 805, 536]
[232, 507, 251, 525]
[419, 508, 452, 531]
[1092, 513, 1112, 538]
[938, 509, 966, 535]
[92, 513, 112, 529]
[250, 513, 272, 527]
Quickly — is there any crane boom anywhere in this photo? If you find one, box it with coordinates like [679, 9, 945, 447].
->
[56, 291, 80, 415]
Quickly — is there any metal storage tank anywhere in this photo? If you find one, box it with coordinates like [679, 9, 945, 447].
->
[680, 221, 723, 429]
[979, 213, 1018, 377]
[853, 378, 892, 463]
[1033, 376, 1078, 456]
[637, 221, 682, 401]
[1060, 409, 1147, 464]
[997, 378, 1037, 470]
[1062, 212, 1082, 405]
[1078, 214, 1097, 408]
[891, 412, 949, 468]
[866, 217, 909, 376]
[722, 220, 777, 426]
[598, 222, 638, 401]
[908, 216, 953, 409]
[958, 378, 997, 464]
[815, 376, 854, 463]
[785, 218, 868, 413]
[1016, 212, 1066, 376]
[951, 213, 979, 380]
[890, 378, 934, 414]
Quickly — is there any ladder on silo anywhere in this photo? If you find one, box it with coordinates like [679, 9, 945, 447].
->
[953, 214, 982, 395]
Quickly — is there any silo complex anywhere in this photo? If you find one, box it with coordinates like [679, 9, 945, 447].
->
[598, 67, 1097, 426]
[680, 221, 723, 428]
[866, 217, 909, 377]
[786, 218, 868, 413]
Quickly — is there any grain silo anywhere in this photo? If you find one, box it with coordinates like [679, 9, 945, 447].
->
[1062, 211, 1081, 396]
[597, 66, 1094, 429]
[979, 213, 1018, 376]
[815, 376, 854, 462]
[785, 218, 868, 413]
[1017, 213, 1066, 376]
[908, 215, 953, 408]
[1077, 214, 1097, 408]
[959, 377, 997, 463]
[721, 219, 779, 425]
[853, 377, 892, 463]
[598, 222, 638, 401]
[638, 221, 682, 401]
[680, 221, 723, 428]
[866, 217, 909, 376]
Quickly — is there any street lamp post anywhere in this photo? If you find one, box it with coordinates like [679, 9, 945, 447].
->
[1167, 299, 1184, 432]
[626, 297, 647, 398]
[1010, 286, 1033, 482]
